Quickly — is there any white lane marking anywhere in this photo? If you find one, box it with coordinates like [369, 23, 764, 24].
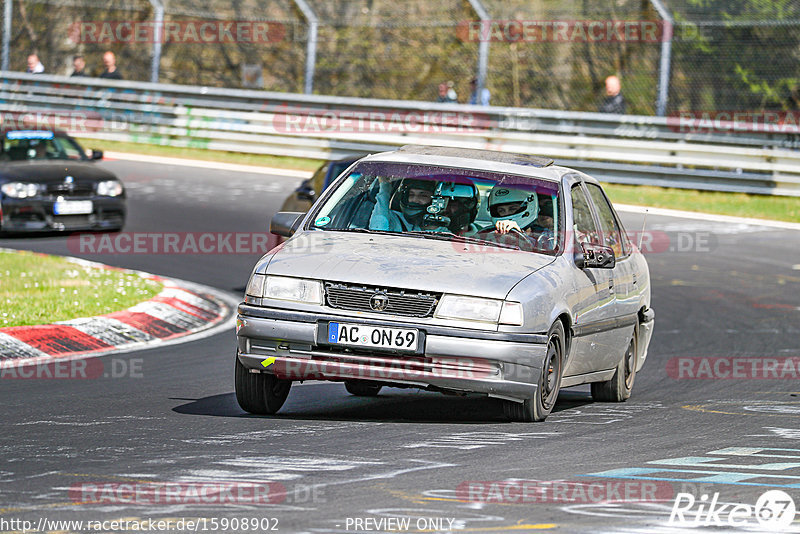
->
[182, 422, 381, 445]
[181, 456, 384, 482]
[616, 204, 800, 231]
[648, 221, 767, 234]
[547, 402, 665, 425]
[104, 151, 313, 178]
[757, 427, 800, 440]
[404, 431, 557, 450]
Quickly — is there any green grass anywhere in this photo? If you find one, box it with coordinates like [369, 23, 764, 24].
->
[75, 137, 324, 171]
[77, 138, 800, 222]
[603, 184, 800, 223]
[0, 250, 163, 327]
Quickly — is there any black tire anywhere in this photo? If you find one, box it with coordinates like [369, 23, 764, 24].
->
[344, 381, 383, 397]
[504, 321, 565, 422]
[591, 324, 638, 402]
[234, 356, 292, 414]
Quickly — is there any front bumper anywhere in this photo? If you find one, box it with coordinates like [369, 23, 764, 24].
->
[236, 304, 548, 402]
[0, 197, 125, 232]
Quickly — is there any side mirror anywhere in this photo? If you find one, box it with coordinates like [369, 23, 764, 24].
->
[296, 186, 315, 202]
[90, 149, 103, 160]
[575, 243, 616, 269]
[270, 211, 305, 238]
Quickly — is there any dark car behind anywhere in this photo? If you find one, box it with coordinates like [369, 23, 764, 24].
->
[0, 130, 125, 233]
[279, 156, 359, 213]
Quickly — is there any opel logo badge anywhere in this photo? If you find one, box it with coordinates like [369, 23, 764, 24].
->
[369, 293, 389, 312]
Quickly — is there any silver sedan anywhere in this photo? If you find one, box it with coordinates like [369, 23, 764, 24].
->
[235, 145, 655, 421]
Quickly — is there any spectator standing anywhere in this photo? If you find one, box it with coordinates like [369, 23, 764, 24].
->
[445, 81, 457, 103]
[26, 54, 44, 74]
[71, 55, 87, 77]
[436, 83, 449, 102]
[99, 51, 123, 80]
[599, 75, 626, 114]
[469, 78, 491, 106]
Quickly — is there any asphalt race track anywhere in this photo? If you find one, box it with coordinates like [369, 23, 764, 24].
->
[2, 158, 799, 533]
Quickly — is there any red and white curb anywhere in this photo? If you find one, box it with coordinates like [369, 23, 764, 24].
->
[0, 254, 237, 368]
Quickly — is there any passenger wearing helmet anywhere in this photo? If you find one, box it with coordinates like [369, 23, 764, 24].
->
[529, 196, 556, 250]
[369, 176, 437, 231]
[487, 186, 538, 235]
[420, 182, 480, 234]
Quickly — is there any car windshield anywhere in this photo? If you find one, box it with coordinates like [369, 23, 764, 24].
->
[309, 161, 562, 255]
[1, 134, 86, 161]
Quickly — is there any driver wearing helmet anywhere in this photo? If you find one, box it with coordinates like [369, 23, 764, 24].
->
[487, 186, 538, 235]
[369, 176, 436, 231]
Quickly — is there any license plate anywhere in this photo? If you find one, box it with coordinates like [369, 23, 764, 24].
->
[327, 322, 418, 352]
[54, 200, 93, 215]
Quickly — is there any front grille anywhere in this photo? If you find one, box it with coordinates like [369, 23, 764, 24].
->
[325, 282, 440, 318]
[45, 183, 94, 197]
[51, 215, 91, 229]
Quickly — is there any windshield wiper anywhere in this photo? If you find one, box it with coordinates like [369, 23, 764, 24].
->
[314, 227, 521, 251]
[401, 230, 521, 250]
[313, 227, 382, 234]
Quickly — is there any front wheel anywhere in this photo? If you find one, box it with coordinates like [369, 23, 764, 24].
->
[504, 321, 565, 422]
[235, 355, 292, 414]
[591, 324, 638, 402]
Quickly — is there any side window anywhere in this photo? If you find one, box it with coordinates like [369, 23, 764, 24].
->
[585, 184, 625, 257]
[570, 185, 599, 246]
[310, 164, 329, 195]
[54, 138, 83, 160]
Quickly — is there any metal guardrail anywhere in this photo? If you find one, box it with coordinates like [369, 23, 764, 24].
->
[2, 72, 799, 196]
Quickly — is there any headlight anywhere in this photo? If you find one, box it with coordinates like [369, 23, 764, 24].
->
[247, 274, 323, 305]
[96, 180, 123, 196]
[245, 273, 266, 297]
[1, 182, 41, 199]
[434, 295, 522, 325]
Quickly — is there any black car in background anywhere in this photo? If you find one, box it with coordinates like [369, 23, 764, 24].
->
[0, 130, 125, 233]
[279, 156, 359, 213]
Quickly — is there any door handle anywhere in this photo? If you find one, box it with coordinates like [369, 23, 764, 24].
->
[608, 279, 615, 293]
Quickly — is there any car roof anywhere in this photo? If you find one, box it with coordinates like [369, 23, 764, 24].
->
[361, 145, 575, 183]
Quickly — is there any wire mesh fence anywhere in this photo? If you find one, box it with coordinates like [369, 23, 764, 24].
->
[3, 0, 799, 116]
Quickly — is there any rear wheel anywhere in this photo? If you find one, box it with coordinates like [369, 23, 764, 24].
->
[345, 381, 383, 397]
[504, 321, 565, 422]
[591, 324, 638, 402]
[235, 356, 292, 414]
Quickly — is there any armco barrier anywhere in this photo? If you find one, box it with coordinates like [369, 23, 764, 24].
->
[1, 72, 799, 196]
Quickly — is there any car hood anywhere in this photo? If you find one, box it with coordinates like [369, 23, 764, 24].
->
[264, 231, 556, 299]
[0, 161, 116, 183]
